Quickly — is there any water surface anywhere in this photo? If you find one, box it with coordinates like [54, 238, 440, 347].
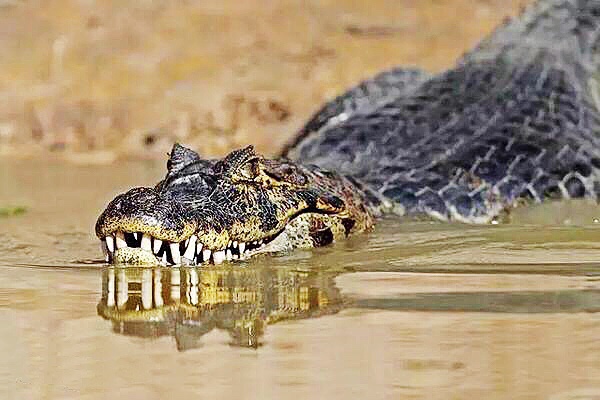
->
[1, 158, 600, 399]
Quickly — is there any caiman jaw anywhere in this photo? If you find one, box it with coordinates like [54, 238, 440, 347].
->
[99, 230, 276, 266]
[98, 208, 349, 266]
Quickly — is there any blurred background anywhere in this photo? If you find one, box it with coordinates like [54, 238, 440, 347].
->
[0, 0, 524, 162]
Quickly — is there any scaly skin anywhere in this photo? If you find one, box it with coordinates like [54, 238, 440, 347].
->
[96, 0, 600, 265]
[96, 145, 376, 265]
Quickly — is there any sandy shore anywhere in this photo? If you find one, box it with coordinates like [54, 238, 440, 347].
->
[0, 0, 524, 161]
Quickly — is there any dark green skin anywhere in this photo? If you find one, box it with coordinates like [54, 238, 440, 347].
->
[97, 0, 600, 265]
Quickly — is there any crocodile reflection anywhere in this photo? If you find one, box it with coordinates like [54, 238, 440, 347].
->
[97, 266, 342, 349]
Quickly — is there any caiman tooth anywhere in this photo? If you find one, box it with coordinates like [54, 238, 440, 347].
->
[161, 253, 168, 265]
[153, 238, 162, 254]
[141, 234, 152, 252]
[100, 241, 109, 261]
[116, 232, 127, 249]
[203, 249, 212, 263]
[170, 243, 181, 265]
[233, 241, 238, 248]
[184, 235, 197, 261]
[212, 250, 225, 264]
[238, 242, 245, 254]
[134, 232, 140, 241]
[105, 236, 115, 252]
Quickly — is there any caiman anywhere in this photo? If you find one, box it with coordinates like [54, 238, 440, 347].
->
[96, 0, 600, 266]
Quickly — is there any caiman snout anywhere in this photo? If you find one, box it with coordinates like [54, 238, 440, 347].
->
[95, 187, 198, 264]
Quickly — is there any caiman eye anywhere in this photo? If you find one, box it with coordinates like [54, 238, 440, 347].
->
[238, 159, 260, 180]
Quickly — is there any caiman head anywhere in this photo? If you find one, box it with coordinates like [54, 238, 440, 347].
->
[95, 144, 374, 265]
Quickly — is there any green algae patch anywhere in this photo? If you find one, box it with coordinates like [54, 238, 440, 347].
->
[0, 206, 27, 217]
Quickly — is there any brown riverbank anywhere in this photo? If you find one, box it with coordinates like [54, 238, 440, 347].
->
[0, 0, 524, 162]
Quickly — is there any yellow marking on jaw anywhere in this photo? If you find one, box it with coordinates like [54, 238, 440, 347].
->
[194, 215, 286, 249]
[113, 247, 160, 265]
[194, 227, 230, 250]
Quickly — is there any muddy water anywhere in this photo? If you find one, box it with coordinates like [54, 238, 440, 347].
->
[1, 158, 600, 400]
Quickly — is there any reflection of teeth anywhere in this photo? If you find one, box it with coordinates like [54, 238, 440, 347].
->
[141, 234, 152, 251]
[101, 241, 109, 262]
[212, 250, 225, 264]
[105, 236, 115, 252]
[116, 232, 127, 249]
[170, 243, 181, 265]
[153, 239, 162, 254]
